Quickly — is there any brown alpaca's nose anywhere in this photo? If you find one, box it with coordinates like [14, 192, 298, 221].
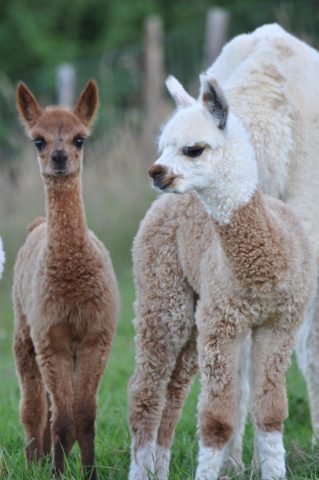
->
[51, 149, 68, 176]
[51, 149, 68, 165]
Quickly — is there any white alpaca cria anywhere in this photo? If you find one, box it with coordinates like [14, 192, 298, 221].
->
[147, 72, 314, 479]
[129, 23, 318, 480]
[0, 237, 5, 278]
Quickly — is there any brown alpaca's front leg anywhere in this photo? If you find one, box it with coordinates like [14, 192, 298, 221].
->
[13, 314, 48, 463]
[74, 332, 113, 480]
[35, 324, 76, 476]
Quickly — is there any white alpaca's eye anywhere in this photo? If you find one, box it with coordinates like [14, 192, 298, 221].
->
[182, 146, 205, 158]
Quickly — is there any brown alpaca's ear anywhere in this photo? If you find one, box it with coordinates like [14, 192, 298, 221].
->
[74, 80, 99, 127]
[16, 82, 42, 130]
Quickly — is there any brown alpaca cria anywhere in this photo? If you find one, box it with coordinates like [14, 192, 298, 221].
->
[13, 80, 119, 479]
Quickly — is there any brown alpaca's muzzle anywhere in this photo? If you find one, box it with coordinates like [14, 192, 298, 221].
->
[51, 149, 69, 176]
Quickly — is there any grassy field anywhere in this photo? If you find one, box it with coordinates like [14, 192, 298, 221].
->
[0, 137, 319, 479]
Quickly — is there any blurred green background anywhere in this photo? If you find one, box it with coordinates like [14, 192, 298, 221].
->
[1, 0, 319, 478]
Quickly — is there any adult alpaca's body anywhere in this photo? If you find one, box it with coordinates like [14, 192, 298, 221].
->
[13, 81, 119, 479]
[129, 24, 319, 479]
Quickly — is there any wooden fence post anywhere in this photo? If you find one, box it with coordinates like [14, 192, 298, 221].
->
[144, 15, 165, 145]
[204, 8, 230, 68]
[56, 63, 76, 107]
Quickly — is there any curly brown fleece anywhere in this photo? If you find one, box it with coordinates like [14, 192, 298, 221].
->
[13, 81, 119, 479]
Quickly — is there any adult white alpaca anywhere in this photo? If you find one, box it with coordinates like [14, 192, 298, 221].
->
[128, 24, 319, 480]
[0, 237, 5, 278]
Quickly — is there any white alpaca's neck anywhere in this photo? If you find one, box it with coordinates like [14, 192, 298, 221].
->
[198, 114, 258, 224]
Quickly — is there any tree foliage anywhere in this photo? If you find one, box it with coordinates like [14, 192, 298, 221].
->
[0, 0, 261, 82]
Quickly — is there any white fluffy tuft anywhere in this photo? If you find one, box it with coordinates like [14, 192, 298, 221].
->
[0, 237, 5, 279]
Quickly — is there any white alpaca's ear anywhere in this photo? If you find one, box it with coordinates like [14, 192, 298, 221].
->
[165, 75, 196, 108]
[199, 74, 228, 129]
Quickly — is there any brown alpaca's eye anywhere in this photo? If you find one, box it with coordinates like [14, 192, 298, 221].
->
[74, 137, 85, 149]
[34, 138, 46, 150]
[182, 146, 205, 158]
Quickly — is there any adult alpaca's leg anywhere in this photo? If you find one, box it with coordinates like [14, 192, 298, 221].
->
[251, 324, 295, 480]
[13, 316, 48, 463]
[155, 327, 198, 480]
[73, 330, 114, 480]
[128, 283, 195, 480]
[35, 324, 75, 476]
[295, 294, 319, 445]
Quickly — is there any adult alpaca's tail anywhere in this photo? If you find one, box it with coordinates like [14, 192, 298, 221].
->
[0, 237, 5, 279]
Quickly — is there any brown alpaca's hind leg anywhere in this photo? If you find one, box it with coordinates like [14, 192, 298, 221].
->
[156, 328, 198, 479]
[13, 317, 48, 463]
[34, 324, 76, 476]
[73, 332, 113, 480]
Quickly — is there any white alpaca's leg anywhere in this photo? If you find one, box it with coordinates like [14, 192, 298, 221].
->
[129, 440, 157, 480]
[295, 295, 319, 445]
[196, 300, 247, 480]
[195, 442, 226, 480]
[155, 329, 198, 479]
[222, 334, 251, 473]
[128, 247, 196, 480]
[254, 430, 286, 480]
[251, 324, 294, 480]
[155, 445, 171, 479]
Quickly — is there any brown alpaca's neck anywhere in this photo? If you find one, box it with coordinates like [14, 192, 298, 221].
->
[216, 189, 287, 284]
[45, 176, 88, 257]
